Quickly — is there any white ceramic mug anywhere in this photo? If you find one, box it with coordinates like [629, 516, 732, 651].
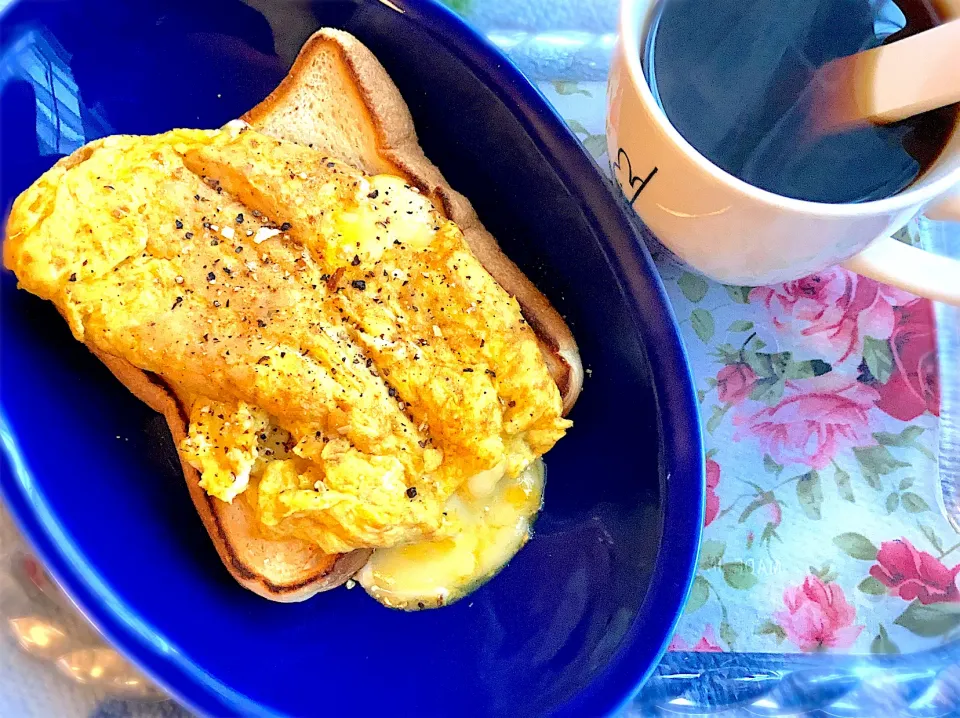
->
[607, 0, 960, 304]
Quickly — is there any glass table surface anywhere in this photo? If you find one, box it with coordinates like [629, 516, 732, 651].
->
[0, 0, 958, 715]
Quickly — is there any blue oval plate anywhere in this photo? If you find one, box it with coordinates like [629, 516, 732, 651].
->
[0, 0, 703, 715]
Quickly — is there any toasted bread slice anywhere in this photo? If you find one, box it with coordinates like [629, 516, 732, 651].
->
[37, 28, 582, 602]
[243, 29, 583, 412]
[86, 347, 371, 602]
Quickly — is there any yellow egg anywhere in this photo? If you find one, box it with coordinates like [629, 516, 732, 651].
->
[4, 126, 570, 590]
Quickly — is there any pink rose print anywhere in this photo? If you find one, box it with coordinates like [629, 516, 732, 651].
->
[774, 576, 863, 651]
[733, 375, 879, 470]
[669, 624, 723, 652]
[704, 459, 720, 527]
[717, 363, 757, 404]
[750, 268, 912, 364]
[875, 299, 940, 421]
[869, 538, 960, 605]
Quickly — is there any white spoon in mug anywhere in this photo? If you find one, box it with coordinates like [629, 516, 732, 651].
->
[813, 20, 960, 134]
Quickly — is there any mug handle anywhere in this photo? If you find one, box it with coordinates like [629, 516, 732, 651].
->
[843, 191, 960, 305]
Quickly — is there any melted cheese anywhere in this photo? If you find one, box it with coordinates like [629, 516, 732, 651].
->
[357, 460, 545, 610]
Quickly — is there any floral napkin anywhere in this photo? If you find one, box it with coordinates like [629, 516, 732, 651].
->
[539, 79, 960, 656]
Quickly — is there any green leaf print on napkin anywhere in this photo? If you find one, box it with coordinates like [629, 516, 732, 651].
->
[875, 427, 936, 462]
[853, 446, 911, 488]
[833, 533, 879, 560]
[886, 492, 900, 513]
[863, 336, 895, 383]
[738, 491, 774, 523]
[698, 539, 726, 570]
[786, 359, 831, 379]
[691, 309, 715, 343]
[893, 223, 923, 247]
[764, 455, 784, 475]
[871, 625, 900, 654]
[858, 576, 887, 595]
[581, 135, 608, 160]
[686, 575, 710, 614]
[750, 377, 786, 405]
[756, 620, 787, 644]
[877, 476, 930, 516]
[920, 524, 945, 554]
[729, 350, 830, 408]
[901, 492, 931, 514]
[876, 426, 925, 447]
[564, 118, 607, 160]
[834, 466, 855, 503]
[705, 404, 730, 434]
[719, 621, 738, 649]
[810, 563, 839, 584]
[678, 272, 709, 303]
[795, 471, 823, 520]
[894, 601, 960, 637]
[722, 562, 759, 590]
[724, 285, 753, 303]
[551, 81, 592, 97]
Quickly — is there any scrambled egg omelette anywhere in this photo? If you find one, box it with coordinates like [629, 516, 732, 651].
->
[5, 126, 570, 606]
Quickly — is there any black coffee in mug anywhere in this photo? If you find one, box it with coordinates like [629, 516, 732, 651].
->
[643, 0, 960, 204]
